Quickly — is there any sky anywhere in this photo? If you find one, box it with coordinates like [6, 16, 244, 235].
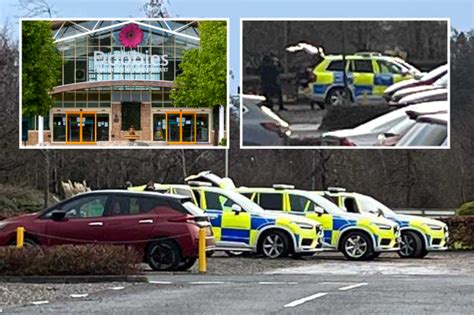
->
[1, 0, 472, 92]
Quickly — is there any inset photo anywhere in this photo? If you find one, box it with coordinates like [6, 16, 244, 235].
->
[241, 19, 449, 148]
[20, 18, 228, 148]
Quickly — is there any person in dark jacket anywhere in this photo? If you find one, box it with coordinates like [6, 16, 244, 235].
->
[257, 55, 286, 111]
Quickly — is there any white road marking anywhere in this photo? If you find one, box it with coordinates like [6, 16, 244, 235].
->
[258, 282, 298, 285]
[338, 283, 368, 291]
[108, 286, 125, 291]
[284, 292, 328, 308]
[31, 300, 49, 306]
[70, 293, 89, 298]
[148, 281, 173, 284]
[189, 281, 225, 285]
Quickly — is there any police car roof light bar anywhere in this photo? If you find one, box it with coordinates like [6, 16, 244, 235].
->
[327, 187, 347, 192]
[273, 184, 295, 190]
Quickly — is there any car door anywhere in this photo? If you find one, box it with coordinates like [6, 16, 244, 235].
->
[286, 193, 337, 246]
[44, 194, 109, 245]
[102, 194, 160, 247]
[374, 59, 402, 95]
[350, 59, 375, 101]
[202, 191, 251, 247]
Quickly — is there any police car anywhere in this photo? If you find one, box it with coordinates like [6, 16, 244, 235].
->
[321, 187, 449, 258]
[130, 179, 324, 259]
[306, 54, 413, 107]
[237, 185, 401, 261]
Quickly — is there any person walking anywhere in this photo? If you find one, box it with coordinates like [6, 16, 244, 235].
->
[257, 54, 286, 111]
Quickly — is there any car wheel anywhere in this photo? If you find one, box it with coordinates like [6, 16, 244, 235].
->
[225, 251, 247, 257]
[146, 240, 181, 271]
[326, 88, 351, 107]
[398, 231, 424, 258]
[175, 257, 197, 271]
[259, 230, 290, 258]
[341, 231, 373, 261]
[11, 237, 39, 248]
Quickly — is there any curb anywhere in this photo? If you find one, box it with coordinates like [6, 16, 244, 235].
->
[0, 275, 148, 284]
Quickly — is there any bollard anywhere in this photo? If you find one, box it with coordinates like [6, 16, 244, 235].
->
[198, 227, 207, 273]
[16, 227, 25, 249]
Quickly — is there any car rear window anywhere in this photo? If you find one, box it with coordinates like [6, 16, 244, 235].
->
[258, 193, 283, 211]
[326, 60, 347, 71]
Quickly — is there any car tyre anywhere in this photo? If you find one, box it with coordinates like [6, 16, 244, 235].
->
[341, 231, 373, 261]
[258, 230, 290, 259]
[225, 251, 249, 257]
[146, 240, 181, 271]
[325, 87, 351, 107]
[175, 257, 197, 271]
[11, 237, 39, 248]
[398, 231, 424, 258]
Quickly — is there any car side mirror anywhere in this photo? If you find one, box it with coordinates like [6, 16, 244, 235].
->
[231, 204, 242, 215]
[51, 210, 67, 222]
[312, 206, 324, 214]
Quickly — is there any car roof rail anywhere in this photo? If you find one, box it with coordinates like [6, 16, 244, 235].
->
[326, 186, 346, 192]
[273, 184, 295, 190]
[406, 109, 447, 120]
[187, 181, 213, 187]
[355, 51, 383, 57]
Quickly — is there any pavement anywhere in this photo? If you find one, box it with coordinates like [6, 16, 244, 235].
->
[3, 252, 474, 314]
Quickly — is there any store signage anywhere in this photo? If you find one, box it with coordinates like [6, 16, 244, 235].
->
[93, 51, 169, 73]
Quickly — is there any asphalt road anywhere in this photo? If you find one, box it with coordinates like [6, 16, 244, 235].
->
[4, 252, 474, 314]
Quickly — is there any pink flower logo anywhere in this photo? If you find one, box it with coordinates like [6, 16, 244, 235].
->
[119, 23, 144, 48]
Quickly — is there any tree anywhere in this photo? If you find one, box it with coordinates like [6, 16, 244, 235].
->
[22, 20, 62, 117]
[171, 21, 227, 108]
[143, 0, 170, 18]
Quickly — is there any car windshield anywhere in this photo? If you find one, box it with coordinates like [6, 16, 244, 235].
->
[300, 191, 345, 214]
[397, 122, 447, 146]
[422, 65, 447, 82]
[220, 189, 267, 214]
[182, 201, 205, 216]
[433, 74, 448, 87]
[356, 194, 396, 216]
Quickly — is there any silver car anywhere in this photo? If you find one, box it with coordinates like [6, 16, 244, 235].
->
[242, 95, 291, 146]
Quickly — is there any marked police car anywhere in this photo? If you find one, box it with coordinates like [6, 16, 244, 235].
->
[238, 185, 401, 261]
[304, 54, 413, 107]
[131, 179, 324, 259]
[321, 187, 449, 258]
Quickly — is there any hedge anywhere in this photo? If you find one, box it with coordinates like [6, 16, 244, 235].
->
[440, 216, 474, 250]
[0, 245, 142, 276]
[457, 201, 474, 216]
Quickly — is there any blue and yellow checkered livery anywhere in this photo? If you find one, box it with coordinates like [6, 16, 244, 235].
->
[308, 55, 412, 104]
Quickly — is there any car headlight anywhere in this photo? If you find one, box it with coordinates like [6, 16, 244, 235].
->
[0, 222, 8, 230]
[372, 223, 392, 230]
[292, 222, 314, 230]
[424, 223, 443, 231]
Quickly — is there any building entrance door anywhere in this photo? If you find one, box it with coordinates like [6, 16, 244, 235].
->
[66, 112, 97, 144]
[165, 112, 197, 144]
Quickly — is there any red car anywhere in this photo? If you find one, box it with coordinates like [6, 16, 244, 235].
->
[0, 190, 215, 271]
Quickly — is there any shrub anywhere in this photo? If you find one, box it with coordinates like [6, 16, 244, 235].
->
[0, 245, 143, 276]
[440, 216, 474, 249]
[0, 184, 58, 219]
[457, 201, 474, 216]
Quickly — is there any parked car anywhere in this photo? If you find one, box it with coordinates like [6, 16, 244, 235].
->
[237, 185, 401, 261]
[396, 88, 448, 107]
[242, 94, 291, 146]
[383, 64, 448, 101]
[390, 74, 447, 104]
[306, 54, 412, 107]
[396, 113, 448, 147]
[321, 101, 448, 146]
[132, 175, 324, 259]
[0, 190, 215, 271]
[320, 187, 449, 258]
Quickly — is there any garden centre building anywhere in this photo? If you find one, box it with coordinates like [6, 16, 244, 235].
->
[23, 19, 226, 146]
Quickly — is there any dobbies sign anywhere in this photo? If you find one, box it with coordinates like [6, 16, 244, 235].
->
[93, 23, 169, 74]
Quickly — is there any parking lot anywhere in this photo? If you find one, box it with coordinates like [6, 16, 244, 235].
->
[3, 251, 474, 314]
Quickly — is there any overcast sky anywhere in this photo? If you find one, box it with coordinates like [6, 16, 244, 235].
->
[1, 0, 472, 92]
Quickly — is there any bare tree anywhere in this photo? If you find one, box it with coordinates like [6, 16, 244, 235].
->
[17, 0, 57, 18]
[143, 0, 170, 18]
